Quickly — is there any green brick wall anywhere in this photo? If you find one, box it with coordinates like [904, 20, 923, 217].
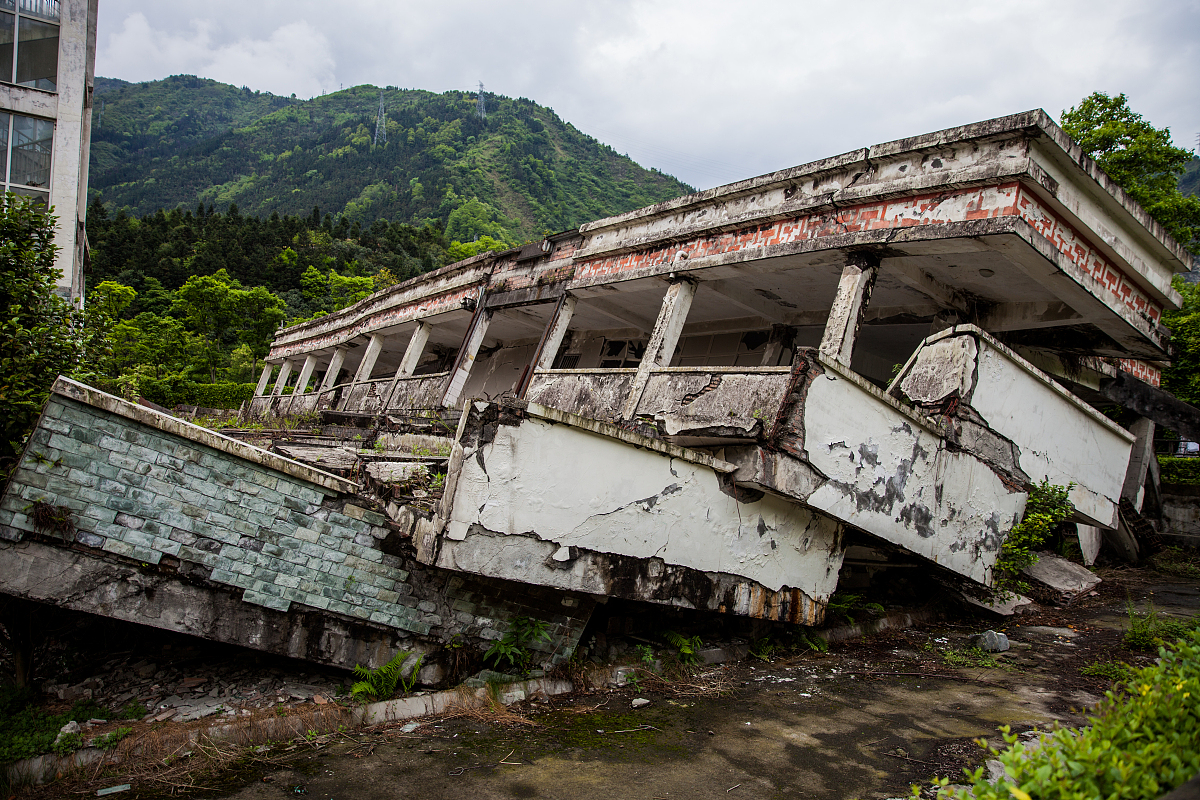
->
[0, 394, 594, 664]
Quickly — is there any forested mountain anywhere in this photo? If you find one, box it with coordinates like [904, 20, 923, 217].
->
[1182, 157, 1200, 199]
[88, 76, 693, 244]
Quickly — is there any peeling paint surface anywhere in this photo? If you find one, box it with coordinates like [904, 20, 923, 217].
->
[968, 342, 1131, 528]
[442, 413, 844, 610]
[802, 369, 1023, 584]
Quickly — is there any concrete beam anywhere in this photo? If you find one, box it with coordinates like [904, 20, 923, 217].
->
[338, 335, 385, 411]
[1100, 372, 1200, 442]
[979, 301, 1085, 332]
[272, 359, 294, 397]
[384, 322, 431, 408]
[443, 309, 494, 408]
[621, 279, 697, 419]
[255, 365, 273, 397]
[319, 348, 347, 393]
[1122, 416, 1156, 510]
[535, 295, 577, 371]
[287, 355, 318, 414]
[820, 254, 880, 366]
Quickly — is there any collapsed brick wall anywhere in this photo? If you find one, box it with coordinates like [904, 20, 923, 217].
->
[0, 392, 595, 673]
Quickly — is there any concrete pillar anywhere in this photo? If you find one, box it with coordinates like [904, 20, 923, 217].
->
[1122, 416, 1156, 510]
[318, 348, 347, 393]
[760, 324, 794, 367]
[384, 322, 431, 409]
[287, 355, 319, 413]
[339, 335, 385, 411]
[535, 296, 577, 371]
[819, 254, 880, 367]
[271, 360, 294, 396]
[1078, 525, 1102, 566]
[255, 365, 274, 397]
[442, 310, 494, 409]
[621, 279, 697, 420]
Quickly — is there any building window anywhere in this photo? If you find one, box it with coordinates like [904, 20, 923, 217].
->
[0, 0, 60, 92]
[0, 111, 53, 205]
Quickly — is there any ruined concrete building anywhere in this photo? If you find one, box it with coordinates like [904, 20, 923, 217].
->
[2, 110, 1192, 678]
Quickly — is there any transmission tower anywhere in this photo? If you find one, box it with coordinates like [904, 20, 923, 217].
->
[373, 90, 387, 146]
[476, 82, 486, 120]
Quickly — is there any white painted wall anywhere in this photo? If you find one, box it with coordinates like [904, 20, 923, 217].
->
[802, 367, 1026, 585]
[969, 341, 1133, 528]
[443, 414, 844, 599]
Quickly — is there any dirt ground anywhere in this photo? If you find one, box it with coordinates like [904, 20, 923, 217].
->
[17, 567, 1200, 800]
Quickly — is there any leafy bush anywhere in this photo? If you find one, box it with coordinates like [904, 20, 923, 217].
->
[1158, 456, 1200, 485]
[994, 480, 1074, 591]
[663, 631, 704, 665]
[0, 698, 128, 765]
[484, 616, 552, 674]
[1080, 660, 1134, 682]
[1147, 545, 1200, 578]
[926, 628, 1200, 800]
[1123, 600, 1200, 651]
[825, 592, 886, 625]
[350, 650, 422, 702]
[91, 727, 132, 750]
[135, 378, 256, 409]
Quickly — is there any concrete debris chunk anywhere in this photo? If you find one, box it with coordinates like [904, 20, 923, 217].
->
[959, 591, 1037, 617]
[1021, 553, 1101, 602]
[366, 462, 430, 483]
[54, 720, 80, 745]
[631, 698, 650, 708]
[969, 630, 1010, 652]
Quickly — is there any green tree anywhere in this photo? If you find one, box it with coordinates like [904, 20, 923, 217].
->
[1061, 93, 1200, 253]
[0, 197, 83, 471]
[1162, 279, 1200, 405]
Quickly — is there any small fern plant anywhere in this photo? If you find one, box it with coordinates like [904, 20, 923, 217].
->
[483, 616, 552, 674]
[663, 631, 703, 665]
[351, 650, 423, 703]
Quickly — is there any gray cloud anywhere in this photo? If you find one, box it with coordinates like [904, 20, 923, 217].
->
[96, 0, 1200, 189]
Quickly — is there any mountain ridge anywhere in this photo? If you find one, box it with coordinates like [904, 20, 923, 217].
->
[88, 75, 694, 245]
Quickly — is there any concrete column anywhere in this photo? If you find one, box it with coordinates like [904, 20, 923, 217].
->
[760, 324, 794, 367]
[318, 348, 348, 393]
[1121, 416, 1156, 510]
[1078, 525, 1102, 566]
[287, 355, 319, 413]
[339, 335, 385, 411]
[255, 365, 274, 397]
[384, 322, 431, 409]
[621, 279, 697, 419]
[535, 296, 577, 371]
[442, 310, 494, 409]
[819, 253, 880, 367]
[271, 360, 294, 396]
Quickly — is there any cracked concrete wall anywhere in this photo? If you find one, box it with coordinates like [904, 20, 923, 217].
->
[436, 403, 844, 624]
[895, 327, 1135, 528]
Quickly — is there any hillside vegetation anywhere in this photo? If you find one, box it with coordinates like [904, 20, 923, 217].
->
[89, 76, 693, 245]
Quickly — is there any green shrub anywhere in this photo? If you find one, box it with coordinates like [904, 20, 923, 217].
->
[994, 480, 1074, 592]
[1080, 660, 1134, 682]
[663, 631, 704, 665]
[91, 727, 132, 750]
[1123, 600, 1200, 651]
[188, 382, 256, 409]
[925, 629, 1200, 800]
[0, 698, 126, 764]
[1158, 456, 1200, 484]
[350, 650, 423, 702]
[484, 616, 552, 674]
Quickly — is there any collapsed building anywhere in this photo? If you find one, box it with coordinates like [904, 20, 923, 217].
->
[1, 110, 1194, 678]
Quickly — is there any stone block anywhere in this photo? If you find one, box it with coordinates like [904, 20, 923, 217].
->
[968, 630, 1010, 652]
[241, 590, 291, 613]
[96, 478, 128, 496]
[156, 453, 185, 471]
[65, 468, 98, 488]
[107, 452, 139, 471]
[275, 574, 302, 589]
[75, 531, 105, 548]
[102, 538, 162, 564]
[114, 512, 145, 530]
[152, 537, 182, 557]
[218, 545, 246, 562]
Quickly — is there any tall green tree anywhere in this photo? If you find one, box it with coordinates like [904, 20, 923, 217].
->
[1061, 93, 1200, 254]
[0, 197, 83, 471]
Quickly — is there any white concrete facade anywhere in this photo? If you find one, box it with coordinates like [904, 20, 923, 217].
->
[0, 0, 97, 301]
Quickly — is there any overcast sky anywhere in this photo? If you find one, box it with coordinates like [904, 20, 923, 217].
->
[95, 0, 1200, 190]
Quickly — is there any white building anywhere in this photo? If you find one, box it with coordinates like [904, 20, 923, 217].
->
[0, 0, 97, 301]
